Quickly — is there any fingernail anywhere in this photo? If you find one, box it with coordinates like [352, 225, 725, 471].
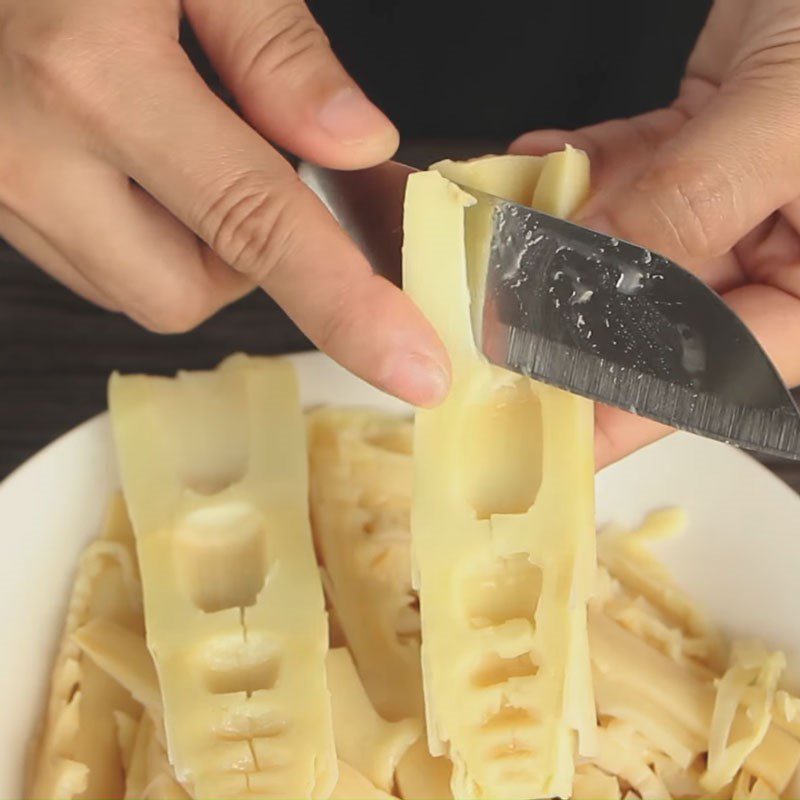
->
[317, 87, 395, 145]
[382, 352, 451, 408]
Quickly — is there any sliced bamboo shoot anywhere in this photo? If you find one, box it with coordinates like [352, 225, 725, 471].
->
[326, 647, 419, 792]
[572, 764, 622, 800]
[73, 618, 161, 715]
[589, 610, 800, 793]
[27, 493, 142, 800]
[307, 409, 421, 722]
[307, 409, 452, 799]
[395, 736, 454, 800]
[403, 149, 596, 799]
[329, 761, 398, 800]
[109, 355, 336, 799]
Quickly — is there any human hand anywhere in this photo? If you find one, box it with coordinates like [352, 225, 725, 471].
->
[0, 0, 450, 406]
[511, 0, 800, 467]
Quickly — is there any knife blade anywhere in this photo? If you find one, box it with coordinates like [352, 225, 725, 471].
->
[299, 160, 800, 460]
[470, 188, 800, 460]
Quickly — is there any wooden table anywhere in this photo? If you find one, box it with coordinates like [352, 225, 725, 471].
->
[1, 141, 798, 493]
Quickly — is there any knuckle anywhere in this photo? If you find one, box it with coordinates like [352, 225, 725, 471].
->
[197, 173, 299, 283]
[739, 38, 800, 81]
[3, 15, 88, 88]
[633, 159, 736, 261]
[0, 9, 154, 129]
[238, 3, 330, 83]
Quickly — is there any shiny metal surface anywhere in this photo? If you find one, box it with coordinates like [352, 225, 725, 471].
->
[299, 160, 800, 460]
[473, 191, 800, 459]
[298, 160, 415, 288]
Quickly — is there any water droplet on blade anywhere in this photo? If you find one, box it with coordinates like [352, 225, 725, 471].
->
[570, 288, 593, 305]
[675, 323, 706, 377]
[615, 264, 645, 295]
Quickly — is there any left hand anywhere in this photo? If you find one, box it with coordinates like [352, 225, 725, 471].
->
[511, 0, 800, 468]
[0, 0, 450, 408]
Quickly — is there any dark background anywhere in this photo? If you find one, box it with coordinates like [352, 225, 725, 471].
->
[309, 1, 710, 139]
[8, 1, 794, 487]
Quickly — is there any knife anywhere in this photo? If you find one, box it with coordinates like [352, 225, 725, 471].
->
[299, 159, 800, 461]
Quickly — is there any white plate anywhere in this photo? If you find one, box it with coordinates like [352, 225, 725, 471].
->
[2, 351, 800, 797]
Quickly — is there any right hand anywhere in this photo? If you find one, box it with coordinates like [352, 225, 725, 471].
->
[512, 0, 800, 467]
[0, 0, 451, 406]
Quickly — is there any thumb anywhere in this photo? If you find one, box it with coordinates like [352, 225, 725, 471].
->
[577, 74, 800, 264]
[184, 0, 398, 169]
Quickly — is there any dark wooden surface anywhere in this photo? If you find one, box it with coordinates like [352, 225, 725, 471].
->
[1, 136, 799, 491]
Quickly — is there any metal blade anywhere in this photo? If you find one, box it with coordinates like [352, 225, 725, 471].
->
[469, 190, 800, 460]
[298, 160, 414, 287]
[299, 160, 800, 460]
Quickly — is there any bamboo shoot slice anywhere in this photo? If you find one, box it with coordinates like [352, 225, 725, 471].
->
[307, 409, 422, 722]
[326, 647, 419, 793]
[589, 609, 800, 792]
[73, 618, 161, 716]
[330, 761, 399, 800]
[27, 494, 142, 800]
[109, 355, 336, 799]
[307, 410, 452, 799]
[394, 736, 453, 800]
[403, 150, 596, 799]
[572, 764, 622, 800]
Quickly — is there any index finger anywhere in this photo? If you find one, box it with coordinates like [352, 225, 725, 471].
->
[95, 47, 450, 406]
